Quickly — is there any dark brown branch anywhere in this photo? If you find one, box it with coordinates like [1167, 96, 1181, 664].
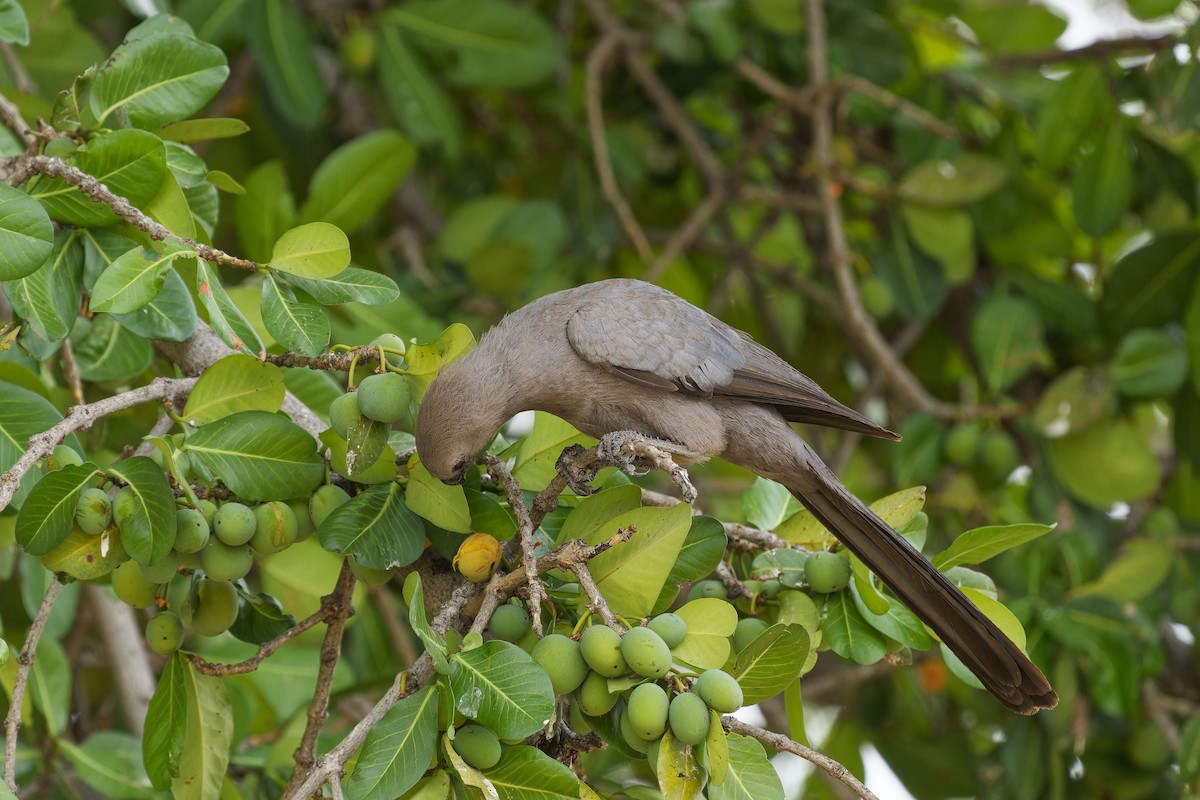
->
[995, 33, 1178, 68]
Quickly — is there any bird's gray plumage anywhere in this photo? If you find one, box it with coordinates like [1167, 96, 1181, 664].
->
[415, 278, 1057, 714]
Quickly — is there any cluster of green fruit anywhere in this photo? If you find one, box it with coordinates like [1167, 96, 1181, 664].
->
[328, 334, 414, 434]
[490, 605, 743, 753]
[687, 550, 852, 599]
[943, 422, 1020, 480]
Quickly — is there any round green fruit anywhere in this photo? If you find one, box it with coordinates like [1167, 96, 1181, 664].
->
[112, 486, 140, 530]
[45, 445, 83, 472]
[619, 705, 649, 754]
[112, 560, 158, 608]
[693, 669, 743, 713]
[944, 422, 981, 467]
[626, 683, 669, 741]
[669, 692, 711, 745]
[369, 333, 406, 365]
[75, 488, 111, 535]
[213, 502, 257, 546]
[190, 579, 240, 637]
[196, 499, 218, 525]
[805, 551, 851, 594]
[328, 392, 361, 439]
[761, 579, 781, 598]
[145, 612, 184, 655]
[140, 551, 179, 584]
[531, 633, 588, 696]
[289, 499, 315, 542]
[620, 626, 672, 679]
[859, 276, 894, 319]
[981, 430, 1020, 479]
[576, 670, 618, 716]
[686, 579, 725, 602]
[310, 484, 351, 528]
[488, 604, 531, 643]
[580, 624, 627, 678]
[1128, 721, 1171, 771]
[250, 501, 298, 554]
[200, 539, 253, 582]
[356, 372, 410, 424]
[454, 724, 501, 770]
[175, 508, 210, 554]
[733, 618, 769, 652]
[340, 27, 378, 75]
[648, 613, 687, 649]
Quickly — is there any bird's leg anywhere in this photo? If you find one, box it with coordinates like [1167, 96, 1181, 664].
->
[596, 431, 698, 504]
[554, 443, 603, 496]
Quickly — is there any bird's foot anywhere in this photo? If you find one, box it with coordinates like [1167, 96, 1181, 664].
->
[596, 431, 698, 504]
[555, 443, 602, 496]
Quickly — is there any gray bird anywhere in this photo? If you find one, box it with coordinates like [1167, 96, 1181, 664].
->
[415, 278, 1057, 714]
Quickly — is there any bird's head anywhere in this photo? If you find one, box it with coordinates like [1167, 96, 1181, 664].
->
[415, 355, 513, 485]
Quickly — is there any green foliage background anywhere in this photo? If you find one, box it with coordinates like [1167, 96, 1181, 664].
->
[0, 0, 1198, 798]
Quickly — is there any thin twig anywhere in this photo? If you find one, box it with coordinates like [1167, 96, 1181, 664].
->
[0, 88, 33, 146]
[484, 454, 548, 636]
[4, 579, 62, 792]
[725, 717, 880, 800]
[0, 377, 197, 514]
[995, 32, 1178, 67]
[59, 338, 85, 406]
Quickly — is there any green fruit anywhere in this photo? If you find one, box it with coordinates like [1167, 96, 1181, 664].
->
[340, 27, 378, 75]
[620, 626, 672, 679]
[328, 393, 361, 439]
[75, 488, 111, 535]
[310, 484, 351, 528]
[289, 499, 315, 542]
[648, 613, 687, 649]
[454, 724, 501, 770]
[349, 559, 393, 586]
[580, 624, 627, 678]
[733, 618, 769, 652]
[576, 670, 618, 716]
[761, 579, 781, 599]
[200, 539, 253, 582]
[0, 639, 9, 667]
[356, 372, 410, 424]
[568, 701, 593, 733]
[981, 430, 1020, 479]
[175, 508, 210, 554]
[619, 705, 649, 754]
[213, 502, 257, 546]
[370, 333, 406, 365]
[177, 549, 202, 569]
[250, 501, 299, 554]
[112, 486, 140, 530]
[626, 683, 669, 741]
[531, 633, 588, 696]
[686, 579, 725, 602]
[488, 604, 531, 643]
[515, 627, 538, 654]
[693, 669, 742, 713]
[45, 445, 83, 472]
[145, 612, 184, 655]
[805, 552, 851, 593]
[669, 692, 711, 745]
[140, 551, 179, 584]
[944, 422, 981, 467]
[111, 560, 158, 608]
[190, 579, 240, 637]
[859, 276, 894, 318]
[196, 499, 218, 525]
[1128, 721, 1171, 771]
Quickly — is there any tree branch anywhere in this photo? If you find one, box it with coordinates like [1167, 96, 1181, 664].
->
[725, 717, 880, 800]
[4, 579, 62, 793]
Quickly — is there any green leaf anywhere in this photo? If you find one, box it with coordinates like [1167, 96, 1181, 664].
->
[1047, 418, 1162, 507]
[448, 641, 555, 740]
[185, 411, 324, 501]
[379, 24, 462, 159]
[730, 624, 809, 704]
[344, 686, 440, 800]
[1180, 712, 1200, 784]
[344, 415, 393, 479]
[852, 582, 932, 650]
[15, 463, 100, 555]
[246, 0, 325, 128]
[503, 411, 592, 489]
[299, 130, 416, 233]
[703, 708, 730, 785]
[89, 242, 195, 314]
[579, 503, 693, 618]
[29, 637, 69, 735]
[260, 272, 331, 356]
[27, 127, 168, 221]
[269, 222, 352, 279]
[872, 224, 947, 321]
[970, 294, 1046, 391]
[438, 195, 517, 261]
[1110, 328, 1189, 398]
[183, 354, 286, 425]
[669, 515, 727, 583]
[0, 183, 54, 279]
[709, 735, 784, 800]
[1067, 539, 1173, 603]
[72, 314, 153, 382]
[317, 482, 426, 569]
[40, 526, 127, 580]
[111, 268, 197, 342]
[748, 0, 802, 34]
[0, 382, 62, 510]
[1031, 367, 1114, 438]
[6, 230, 82, 344]
[0, 0, 29, 45]
[60, 731, 157, 799]
[234, 160, 295, 263]
[404, 573, 450, 674]
[942, 588, 1028, 690]
[406, 461, 472, 533]
[485, 745, 581, 800]
[157, 117, 250, 143]
[741, 477, 792, 530]
[171, 659, 232, 800]
[672, 597, 738, 671]
[390, 0, 561, 89]
[1072, 124, 1133, 237]
[106, 456, 176, 565]
[196, 261, 264, 355]
[900, 204, 975, 283]
[144, 652, 187, 790]
[933, 523, 1056, 570]
[655, 731, 703, 800]
[404, 323, 477, 400]
[1099, 232, 1200, 338]
[898, 152, 1008, 207]
[959, 3, 1066, 53]
[1034, 63, 1107, 170]
[820, 592, 888, 665]
[229, 588, 296, 644]
[466, 488, 517, 540]
[283, 267, 400, 306]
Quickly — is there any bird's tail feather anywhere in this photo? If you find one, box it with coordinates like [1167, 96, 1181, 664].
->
[787, 466, 1058, 714]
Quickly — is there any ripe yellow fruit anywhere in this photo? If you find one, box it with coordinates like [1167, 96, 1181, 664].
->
[453, 533, 502, 582]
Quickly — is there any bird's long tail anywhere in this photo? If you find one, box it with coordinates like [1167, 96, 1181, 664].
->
[786, 459, 1058, 714]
